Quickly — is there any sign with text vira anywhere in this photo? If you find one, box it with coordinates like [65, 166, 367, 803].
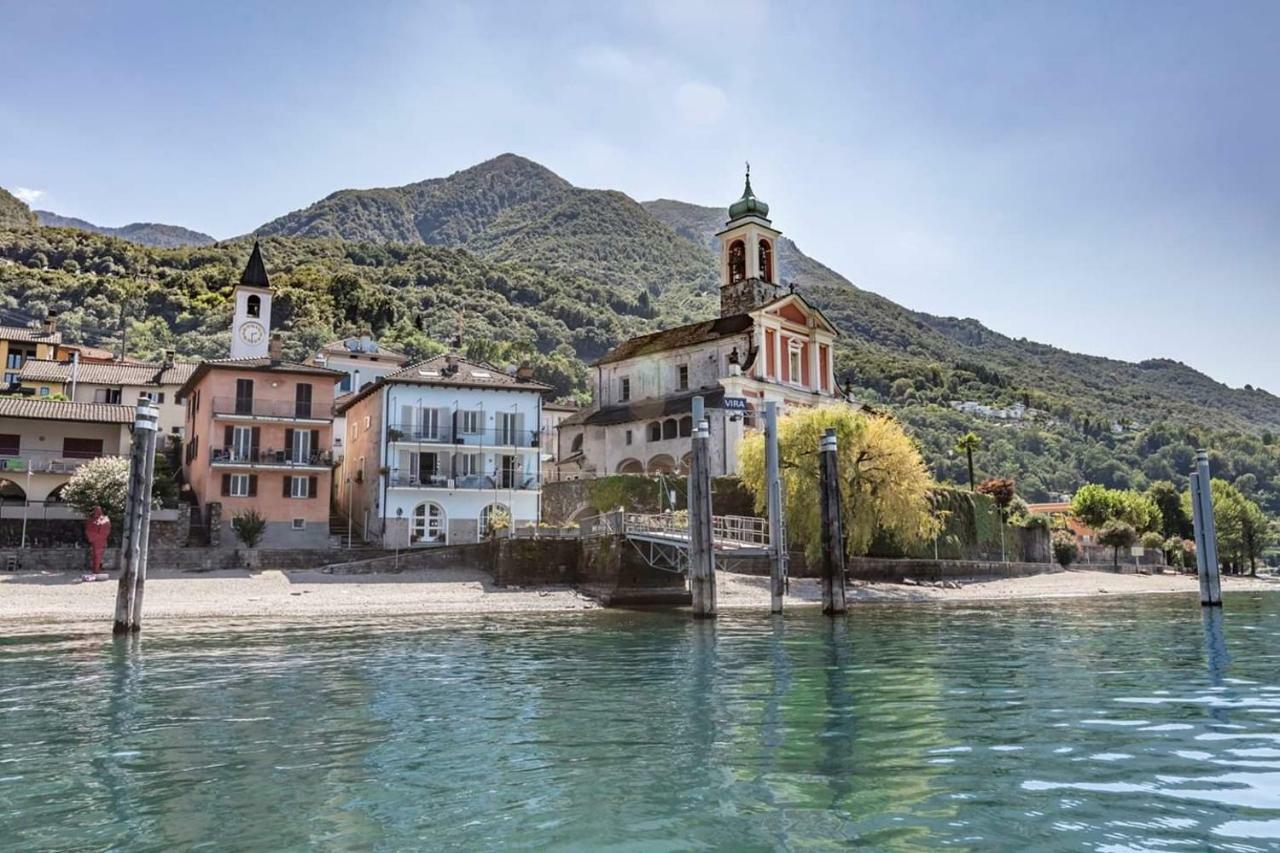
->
[722, 397, 749, 411]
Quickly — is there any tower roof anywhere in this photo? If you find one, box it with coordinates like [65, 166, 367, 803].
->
[727, 165, 770, 222]
[239, 240, 270, 289]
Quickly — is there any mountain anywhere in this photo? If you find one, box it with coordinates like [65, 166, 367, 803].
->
[0, 187, 37, 230]
[33, 210, 215, 248]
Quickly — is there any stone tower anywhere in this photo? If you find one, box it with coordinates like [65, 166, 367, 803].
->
[717, 166, 783, 317]
[229, 241, 272, 359]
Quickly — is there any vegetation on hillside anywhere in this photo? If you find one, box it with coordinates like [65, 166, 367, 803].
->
[0, 188, 37, 230]
[34, 210, 215, 248]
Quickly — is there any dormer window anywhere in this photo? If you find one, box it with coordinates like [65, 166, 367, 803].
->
[246, 294, 261, 318]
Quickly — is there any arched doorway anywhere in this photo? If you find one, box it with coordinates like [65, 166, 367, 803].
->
[758, 239, 773, 282]
[729, 240, 746, 283]
[411, 501, 446, 545]
[647, 454, 676, 474]
[479, 503, 510, 541]
[0, 479, 26, 503]
[679, 452, 693, 474]
[46, 483, 68, 503]
[616, 458, 644, 474]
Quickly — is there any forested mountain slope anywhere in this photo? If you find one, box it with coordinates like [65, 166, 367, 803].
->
[34, 210, 215, 248]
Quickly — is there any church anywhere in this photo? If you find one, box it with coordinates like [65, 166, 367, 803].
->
[555, 172, 846, 480]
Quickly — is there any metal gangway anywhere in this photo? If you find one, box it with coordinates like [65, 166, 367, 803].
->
[578, 510, 771, 573]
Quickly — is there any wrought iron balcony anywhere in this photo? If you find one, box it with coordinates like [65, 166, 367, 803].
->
[209, 447, 333, 467]
[0, 450, 124, 475]
[385, 424, 541, 448]
[385, 469, 540, 490]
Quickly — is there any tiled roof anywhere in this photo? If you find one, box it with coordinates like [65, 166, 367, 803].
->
[0, 325, 62, 345]
[19, 359, 198, 387]
[176, 358, 345, 400]
[314, 337, 408, 362]
[336, 354, 550, 414]
[592, 314, 754, 366]
[564, 389, 726, 427]
[0, 397, 135, 424]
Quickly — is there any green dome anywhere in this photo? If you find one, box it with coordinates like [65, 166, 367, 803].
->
[728, 172, 769, 221]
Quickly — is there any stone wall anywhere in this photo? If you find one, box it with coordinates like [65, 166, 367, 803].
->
[320, 542, 493, 575]
[846, 557, 1064, 582]
[4, 544, 389, 573]
[492, 538, 580, 586]
[0, 505, 190, 550]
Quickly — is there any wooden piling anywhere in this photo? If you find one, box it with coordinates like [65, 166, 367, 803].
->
[818, 427, 847, 615]
[113, 402, 159, 634]
[688, 419, 717, 618]
[764, 402, 785, 613]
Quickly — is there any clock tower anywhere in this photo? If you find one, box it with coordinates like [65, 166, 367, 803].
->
[230, 241, 272, 359]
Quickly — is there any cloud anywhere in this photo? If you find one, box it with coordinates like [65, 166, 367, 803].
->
[12, 187, 44, 204]
[673, 82, 728, 125]
[577, 45, 645, 83]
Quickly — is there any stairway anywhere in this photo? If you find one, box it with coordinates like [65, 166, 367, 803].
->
[330, 512, 361, 548]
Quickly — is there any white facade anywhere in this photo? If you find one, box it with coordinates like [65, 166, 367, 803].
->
[230, 284, 272, 360]
[338, 360, 546, 547]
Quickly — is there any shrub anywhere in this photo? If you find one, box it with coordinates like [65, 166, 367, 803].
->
[1052, 533, 1078, 568]
[1139, 531, 1165, 550]
[61, 456, 130, 527]
[231, 509, 266, 549]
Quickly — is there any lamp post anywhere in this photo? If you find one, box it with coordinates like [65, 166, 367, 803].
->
[20, 469, 32, 549]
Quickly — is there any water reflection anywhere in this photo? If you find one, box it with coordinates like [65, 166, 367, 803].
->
[2, 596, 1280, 849]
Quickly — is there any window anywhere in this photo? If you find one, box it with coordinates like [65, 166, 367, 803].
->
[625, 430, 632, 446]
[619, 377, 630, 402]
[338, 374, 352, 393]
[0, 434, 18, 456]
[679, 417, 692, 438]
[246, 294, 261, 318]
[286, 475, 315, 499]
[62, 438, 104, 459]
[647, 421, 661, 442]
[662, 419, 677, 440]
[789, 347, 802, 385]
[295, 383, 313, 418]
[230, 425, 253, 461]
[228, 474, 251, 497]
[411, 502, 445, 544]
[93, 388, 122, 404]
[285, 428, 318, 464]
[677, 364, 689, 391]
[457, 453, 481, 477]
[38, 387, 49, 397]
[292, 518, 306, 530]
[758, 239, 773, 283]
[496, 411, 521, 445]
[571, 434, 583, 453]
[460, 410, 483, 434]
[728, 240, 746, 284]
[235, 379, 254, 414]
[139, 391, 166, 404]
[479, 503, 509, 540]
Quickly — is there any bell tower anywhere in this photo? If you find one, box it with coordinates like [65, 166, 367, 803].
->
[230, 241, 272, 359]
[717, 164, 782, 316]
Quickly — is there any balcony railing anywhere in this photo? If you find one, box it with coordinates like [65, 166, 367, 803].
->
[0, 450, 123, 475]
[212, 396, 326, 420]
[386, 469, 540, 491]
[209, 447, 334, 467]
[386, 424, 540, 448]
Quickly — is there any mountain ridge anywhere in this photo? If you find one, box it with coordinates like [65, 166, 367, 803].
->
[33, 210, 215, 248]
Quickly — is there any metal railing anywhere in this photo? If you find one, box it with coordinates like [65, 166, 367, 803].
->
[209, 447, 333, 467]
[386, 469, 540, 490]
[620, 512, 770, 549]
[386, 424, 540, 448]
[212, 396, 326, 419]
[0, 450, 124, 475]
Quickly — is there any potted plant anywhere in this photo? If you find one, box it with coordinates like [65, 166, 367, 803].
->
[231, 509, 266, 569]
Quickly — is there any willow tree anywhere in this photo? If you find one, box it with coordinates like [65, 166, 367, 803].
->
[739, 406, 939, 563]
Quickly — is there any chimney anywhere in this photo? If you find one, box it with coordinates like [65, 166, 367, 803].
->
[42, 311, 58, 336]
[162, 348, 175, 368]
[443, 353, 459, 377]
[515, 360, 534, 381]
[268, 334, 283, 364]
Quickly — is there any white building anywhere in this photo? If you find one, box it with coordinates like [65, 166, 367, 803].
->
[309, 335, 409, 463]
[337, 353, 549, 547]
[557, 171, 846, 479]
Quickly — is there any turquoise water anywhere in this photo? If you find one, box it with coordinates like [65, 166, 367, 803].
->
[3, 595, 1280, 850]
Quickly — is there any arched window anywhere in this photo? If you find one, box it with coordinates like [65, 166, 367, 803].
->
[647, 454, 676, 474]
[480, 503, 510, 540]
[46, 483, 68, 503]
[616, 458, 644, 474]
[571, 433, 583, 453]
[728, 240, 746, 284]
[647, 421, 662, 442]
[758, 240, 773, 283]
[0, 479, 26, 502]
[411, 501, 445, 544]
[679, 417, 692, 437]
[662, 419, 678, 440]
[246, 294, 261, 318]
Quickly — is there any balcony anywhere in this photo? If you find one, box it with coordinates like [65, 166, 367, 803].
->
[212, 396, 328, 421]
[209, 447, 333, 468]
[386, 424, 541, 449]
[0, 450, 123, 475]
[386, 469, 540, 491]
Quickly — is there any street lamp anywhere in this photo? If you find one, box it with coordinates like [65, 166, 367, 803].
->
[20, 469, 32, 549]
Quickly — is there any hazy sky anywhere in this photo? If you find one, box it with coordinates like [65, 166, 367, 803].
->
[3, 0, 1277, 389]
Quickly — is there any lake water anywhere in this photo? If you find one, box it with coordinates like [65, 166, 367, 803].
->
[4, 594, 1280, 850]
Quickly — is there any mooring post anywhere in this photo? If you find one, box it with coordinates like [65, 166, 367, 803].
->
[764, 401, 785, 613]
[1194, 449, 1223, 607]
[112, 402, 159, 634]
[818, 427, 847, 615]
[688, 419, 717, 618]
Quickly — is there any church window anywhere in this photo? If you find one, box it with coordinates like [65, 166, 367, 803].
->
[620, 377, 631, 402]
[728, 240, 746, 284]
[647, 421, 661, 442]
[758, 240, 773, 283]
[677, 364, 689, 391]
[246, 294, 261, 318]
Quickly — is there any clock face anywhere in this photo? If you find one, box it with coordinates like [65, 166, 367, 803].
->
[240, 321, 265, 344]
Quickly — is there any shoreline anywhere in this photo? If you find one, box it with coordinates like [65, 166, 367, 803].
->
[1, 567, 1276, 626]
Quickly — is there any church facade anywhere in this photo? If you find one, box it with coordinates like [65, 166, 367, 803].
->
[556, 173, 846, 480]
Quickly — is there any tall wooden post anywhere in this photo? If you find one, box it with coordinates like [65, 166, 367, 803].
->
[819, 427, 847, 615]
[688, 419, 717, 618]
[765, 401, 786, 613]
[113, 402, 159, 634]
[1192, 450, 1223, 607]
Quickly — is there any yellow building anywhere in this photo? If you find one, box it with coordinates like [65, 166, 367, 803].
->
[0, 320, 63, 387]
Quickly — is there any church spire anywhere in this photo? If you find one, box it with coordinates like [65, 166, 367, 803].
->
[240, 240, 271, 289]
[728, 162, 770, 222]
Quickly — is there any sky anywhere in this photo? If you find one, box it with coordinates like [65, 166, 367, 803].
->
[3, 0, 1277, 390]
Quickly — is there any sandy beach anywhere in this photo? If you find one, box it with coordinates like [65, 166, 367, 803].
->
[1, 566, 1276, 624]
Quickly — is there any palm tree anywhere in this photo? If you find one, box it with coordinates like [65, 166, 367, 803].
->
[954, 432, 982, 491]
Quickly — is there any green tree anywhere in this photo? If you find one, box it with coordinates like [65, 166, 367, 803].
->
[231, 509, 266, 549]
[739, 406, 939, 563]
[1070, 484, 1117, 529]
[954, 432, 982, 492]
[1147, 480, 1193, 539]
[1098, 520, 1137, 569]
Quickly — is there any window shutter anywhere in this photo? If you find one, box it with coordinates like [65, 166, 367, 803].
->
[248, 475, 258, 497]
[283, 475, 292, 498]
[309, 476, 318, 499]
[309, 430, 320, 460]
[251, 427, 261, 455]
[400, 405, 414, 433]
[284, 428, 294, 457]
[221, 474, 230, 496]
[223, 425, 233, 447]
